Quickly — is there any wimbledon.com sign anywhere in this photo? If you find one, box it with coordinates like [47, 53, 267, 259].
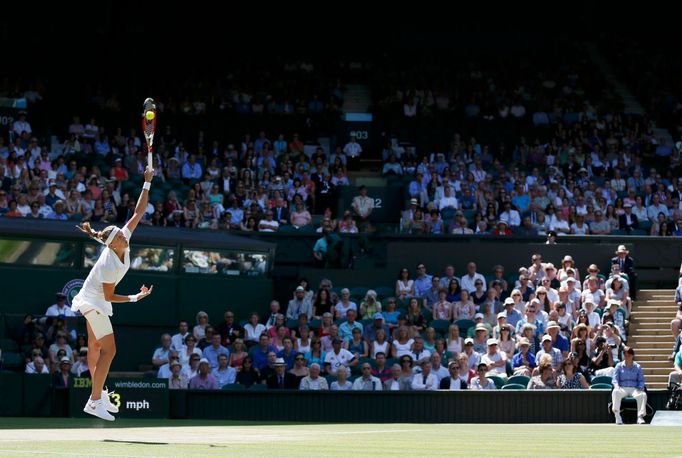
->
[70, 378, 169, 419]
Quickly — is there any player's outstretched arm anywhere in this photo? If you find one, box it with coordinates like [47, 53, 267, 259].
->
[124, 168, 154, 234]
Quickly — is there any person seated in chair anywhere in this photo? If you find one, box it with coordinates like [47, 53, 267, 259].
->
[440, 360, 468, 390]
[611, 346, 647, 425]
[52, 357, 74, 388]
[266, 358, 299, 389]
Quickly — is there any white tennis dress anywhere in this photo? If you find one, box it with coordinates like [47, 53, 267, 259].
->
[71, 226, 131, 317]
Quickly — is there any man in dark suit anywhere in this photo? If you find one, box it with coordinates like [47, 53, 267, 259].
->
[215, 311, 242, 348]
[439, 360, 468, 390]
[618, 203, 639, 234]
[266, 358, 298, 389]
[272, 196, 290, 226]
[612, 245, 637, 300]
[52, 357, 74, 388]
[220, 168, 234, 195]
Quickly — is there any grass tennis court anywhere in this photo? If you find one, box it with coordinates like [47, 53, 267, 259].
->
[0, 418, 681, 457]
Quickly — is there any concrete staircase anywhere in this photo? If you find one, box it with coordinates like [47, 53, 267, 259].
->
[627, 289, 676, 389]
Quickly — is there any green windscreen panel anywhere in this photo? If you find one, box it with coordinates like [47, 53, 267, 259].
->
[22, 373, 51, 416]
[0, 371, 23, 416]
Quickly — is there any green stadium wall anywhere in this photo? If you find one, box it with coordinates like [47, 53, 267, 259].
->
[13, 386, 674, 423]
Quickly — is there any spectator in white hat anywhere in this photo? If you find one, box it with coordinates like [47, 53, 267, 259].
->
[546, 321, 569, 358]
[286, 286, 313, 320]
[266, 357, 298, 389]
[52, 357, 74, 388]
[501, 297, 523, 328]
[605, 275, 631, 315]
[188, 358, 219, 390]
[611, 244, 637, 300]
[536, 335, 563, 370]
[563, 276, 582, 314]
[481, 338, 507, 380]
[581, 300, 601, 330]
[463, 338, 481, 370]
[604, 300, 627, 339]
[512, 338, 536, 376]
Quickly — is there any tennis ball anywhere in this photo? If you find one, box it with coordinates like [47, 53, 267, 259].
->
[145, 111, 155, 121]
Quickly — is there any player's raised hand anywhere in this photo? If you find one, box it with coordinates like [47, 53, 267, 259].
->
[144, 167, 155, 183]
[138, 284, 154, 300]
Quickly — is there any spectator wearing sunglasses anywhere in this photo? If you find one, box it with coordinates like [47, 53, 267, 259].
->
[469, 363, 497, 390]
[439, 360, 468, 390]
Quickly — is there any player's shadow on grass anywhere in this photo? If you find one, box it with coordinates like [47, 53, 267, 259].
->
[102, 439, 168, 445]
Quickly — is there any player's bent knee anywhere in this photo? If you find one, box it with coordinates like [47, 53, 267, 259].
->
[98, 335, 116, 357]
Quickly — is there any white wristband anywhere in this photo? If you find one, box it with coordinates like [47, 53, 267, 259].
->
[142, 182, 151, 191]
[128, 294, 139, 303]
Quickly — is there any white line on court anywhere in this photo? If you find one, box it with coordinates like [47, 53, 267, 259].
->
[0, 450, 155, 458]
[0, 427, 426, 444]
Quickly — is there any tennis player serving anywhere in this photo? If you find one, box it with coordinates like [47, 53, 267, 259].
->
[72, 166, 155, 420]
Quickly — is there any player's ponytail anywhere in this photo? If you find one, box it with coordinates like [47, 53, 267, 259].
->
[76, 222, 114, 245]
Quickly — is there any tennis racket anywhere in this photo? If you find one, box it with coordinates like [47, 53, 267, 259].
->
[142, 98, 157, 172]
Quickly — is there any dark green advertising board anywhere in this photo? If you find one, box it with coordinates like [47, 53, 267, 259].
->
[70, 378, 168, 419]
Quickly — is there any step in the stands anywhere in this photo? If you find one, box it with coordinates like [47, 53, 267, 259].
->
[628, 334, 676, 341]
[626, 342, 676, 349]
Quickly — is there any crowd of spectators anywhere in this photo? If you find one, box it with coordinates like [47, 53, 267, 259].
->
[3, 50, 682, 246]
[389, 100, 682, 237]
[128, 248, 639, 393]
[0, 106, 370, 236]
[6, 292, 88, 388]
[0, 232, 654, 423]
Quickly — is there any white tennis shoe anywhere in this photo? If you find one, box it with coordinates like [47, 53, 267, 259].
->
[614, 412, 623, 425]
[83, 399, 115, 421]
[87, 389, 118, 413]
[101, 389, 119, 413]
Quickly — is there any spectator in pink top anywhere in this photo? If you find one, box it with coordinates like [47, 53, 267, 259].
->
[290, 202, 311, 228]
